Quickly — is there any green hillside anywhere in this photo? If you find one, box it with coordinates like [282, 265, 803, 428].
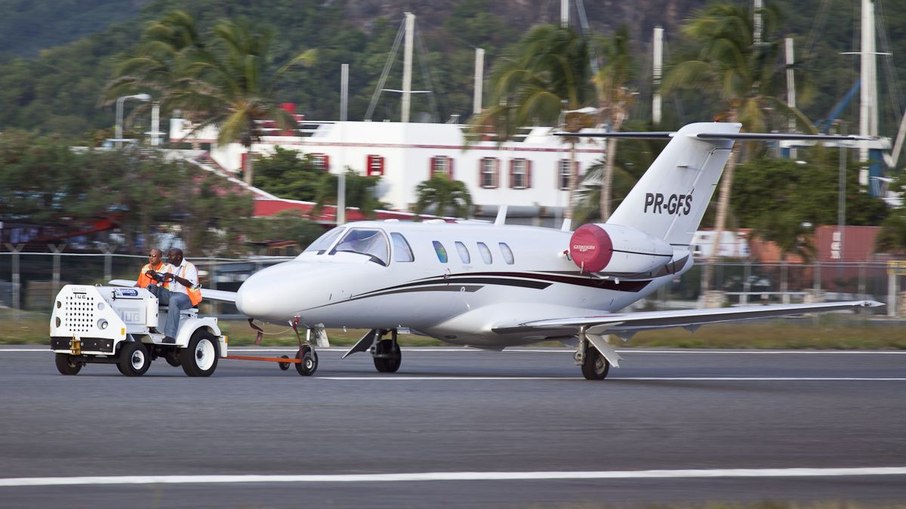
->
[0, 0, 904, 143]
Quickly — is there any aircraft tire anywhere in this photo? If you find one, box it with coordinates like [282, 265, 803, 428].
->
[581, 347, 610, 380]
[118, 342, 151, 377]
[295, 346, 318, 376]
[55, 353, 83, 376]
[181, 331, 219, 377]
[373, 340, 401, 373]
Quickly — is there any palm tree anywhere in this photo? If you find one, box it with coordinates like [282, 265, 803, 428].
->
[592, 25, 635, 221]
[413, 175, 473, 218]
[108, 12, 316, 186]
[180, 19, 316, 185]
[470, 24, 593, 220]
[106, 11, 206, 129]
[662, 3, 816, 294]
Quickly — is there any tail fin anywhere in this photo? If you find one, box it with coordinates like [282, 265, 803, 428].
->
[607, 122, 740, 246]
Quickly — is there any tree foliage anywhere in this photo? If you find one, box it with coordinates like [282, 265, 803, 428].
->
[254, 146, 386, 216]
[414, 175, 473, 218]
[733, 155, 888, 258]
[0, 130, 253, 254]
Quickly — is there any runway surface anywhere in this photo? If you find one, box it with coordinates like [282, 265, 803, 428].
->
[1, 346, 905, 508]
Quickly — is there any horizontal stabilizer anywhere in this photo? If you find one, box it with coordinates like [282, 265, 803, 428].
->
[555, 130, 869, 142]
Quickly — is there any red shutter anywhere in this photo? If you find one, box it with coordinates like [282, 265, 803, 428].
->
[367, 155, 385, 176]
[448, 158, 454, 179]
[527, 160, 533, 188]
[429, 156, 437, 179]
[477, 159, 483, 186]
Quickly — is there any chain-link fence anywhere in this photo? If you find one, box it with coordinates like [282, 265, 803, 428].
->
[0, 251, 292, 315]
[1, 251, 903, 316]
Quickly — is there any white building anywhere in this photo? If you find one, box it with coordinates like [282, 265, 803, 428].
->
[170, 118, 607, 221]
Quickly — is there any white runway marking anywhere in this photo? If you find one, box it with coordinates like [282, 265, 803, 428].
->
[319, 376, 906, 382]
[2, 467, 905, 487]
[6, 347, 906, 355]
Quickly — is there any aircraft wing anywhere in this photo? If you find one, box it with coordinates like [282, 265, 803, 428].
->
[493, 300, 883, 337]
[108, 279, 237, 303]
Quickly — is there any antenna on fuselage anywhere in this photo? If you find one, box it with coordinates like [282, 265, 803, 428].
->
[494, 205, 508, 226]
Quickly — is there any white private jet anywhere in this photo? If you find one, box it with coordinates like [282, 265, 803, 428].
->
[210, 122, 880, 379]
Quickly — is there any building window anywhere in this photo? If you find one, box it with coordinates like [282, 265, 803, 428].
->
[429, 156, 454, 178]
[312, 153, 330, 171]
[367, 155, 385, 176]
[509, 159, 532, 189]
[558, 159, 573, 190]
[479, 158, 499, 188]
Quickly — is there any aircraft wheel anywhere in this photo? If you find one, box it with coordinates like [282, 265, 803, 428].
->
[295, 346, 318, 376]
[581, 346, 610, 380]
[118, 342, 151, 377]
[373, 339, 401, 373]
[279, 355, 291, 371]
[55, 353, 83, 375]
[181, 331, 219, 377]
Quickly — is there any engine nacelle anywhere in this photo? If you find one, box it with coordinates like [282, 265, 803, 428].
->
[569, 223, 674, 276]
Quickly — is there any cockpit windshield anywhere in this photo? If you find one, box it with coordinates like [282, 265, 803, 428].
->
[330, 228, 390, 266]
[302, 227, 344, 255]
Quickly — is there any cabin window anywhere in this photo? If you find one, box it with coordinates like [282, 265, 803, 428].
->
[479, 157, 499, 188]
[429, 156, 454, 179]
[366, 155, 385, 176]
[331, 228, 389, 266]
[303, 227, 344, 255]
[312, 153, 330, 171]
[509, 159, 532, 189]
[433, 241, 448, 263]
[498, 242, 515, 264]
[391, 232, 414, 262]
[455, 241, 471, 264]
[477, 242, 493, 264]
[558, 159, 578, 190]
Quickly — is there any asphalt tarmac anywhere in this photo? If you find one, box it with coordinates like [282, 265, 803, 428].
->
[1, 346, 905, 509]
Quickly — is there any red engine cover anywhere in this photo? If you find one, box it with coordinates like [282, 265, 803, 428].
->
[569, 224, 613, 272]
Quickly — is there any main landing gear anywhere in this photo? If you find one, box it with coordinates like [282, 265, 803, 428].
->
[342, 328, 402, 373]
[574, 327, 621, 381]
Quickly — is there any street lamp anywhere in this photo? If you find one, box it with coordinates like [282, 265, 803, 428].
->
[115, 93, 151, 148]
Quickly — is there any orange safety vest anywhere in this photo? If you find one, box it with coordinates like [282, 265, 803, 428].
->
[177, 263, 203, 306]
[137, 262, 171, 289]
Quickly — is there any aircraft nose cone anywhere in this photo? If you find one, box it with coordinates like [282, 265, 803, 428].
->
[236, 263, 297, 320]
[234, 277, 261, 318]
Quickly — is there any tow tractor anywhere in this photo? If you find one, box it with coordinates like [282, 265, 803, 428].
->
[50, 284, 321, 377]
[50, 284, 226, 376]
